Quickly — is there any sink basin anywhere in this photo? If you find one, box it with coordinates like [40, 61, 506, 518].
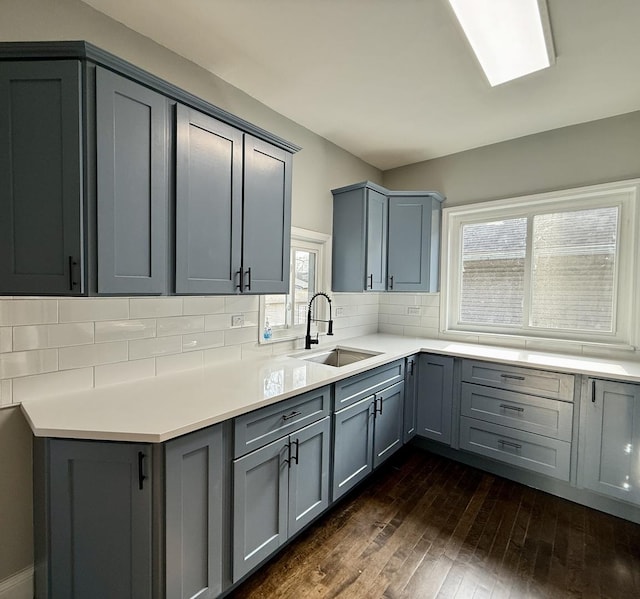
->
[297, 347, 381, 367]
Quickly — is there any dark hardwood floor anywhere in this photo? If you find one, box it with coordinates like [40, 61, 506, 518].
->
[228, 446, 640, 599]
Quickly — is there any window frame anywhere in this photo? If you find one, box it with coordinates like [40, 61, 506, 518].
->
[440, 179, 640, 349]
[259, 227, 330, 344]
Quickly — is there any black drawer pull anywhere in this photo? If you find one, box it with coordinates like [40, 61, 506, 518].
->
[501, 374, 526, 381]
[282, 410, 302, 421]
[368, 273, 373, 289]
[137, 452, 147, 490]
[499, 404, 525, 413]
[591, 379, 596, 403]
[498, 439, 522, 450]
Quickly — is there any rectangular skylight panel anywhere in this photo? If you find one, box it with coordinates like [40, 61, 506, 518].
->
[447, 0, 555, 86]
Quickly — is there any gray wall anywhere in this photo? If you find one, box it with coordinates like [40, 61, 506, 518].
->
[0, 0, 381, 584]
[383, 111, 640, 206]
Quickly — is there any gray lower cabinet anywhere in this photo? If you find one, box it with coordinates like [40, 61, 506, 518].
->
[96, 67, 169, 294]
[333, 380, 405, 500]
[416, 354, 454, 444]
[581, 378, 640, 505]
[35, 439, 153, 599]
[232, 416, 330, 582]
[165, 425, 225, 599]
[0, 60, 83, 295]
[331, 181, 444, 293]
[403, 354, 419, 442]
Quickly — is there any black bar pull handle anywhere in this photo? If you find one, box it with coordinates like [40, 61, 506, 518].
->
[498, 439, 522, 450]
[137, 452, 147, 490]
[591, 379, 596, 403]
[68, 256, 78, 291]
[499, 404, 525, 413]
[501, 373, 526, 381]
[408, 359, 415, 376]
[368, 273, 373, 289]
[245, 267, 252, 291]
[235, 269, 243, 292]
[282, 410, 302, 421]
[389, 275, 394, 290]
[292, 439, 299, 465]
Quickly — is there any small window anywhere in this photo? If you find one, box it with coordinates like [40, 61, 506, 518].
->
[442, 180, 639, 347]
[260, 228, 329, 343]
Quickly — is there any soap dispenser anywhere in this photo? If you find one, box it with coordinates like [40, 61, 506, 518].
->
[263, 317, 272, 340]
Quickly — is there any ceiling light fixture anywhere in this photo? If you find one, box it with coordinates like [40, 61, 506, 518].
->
[447, 0, 555, 86]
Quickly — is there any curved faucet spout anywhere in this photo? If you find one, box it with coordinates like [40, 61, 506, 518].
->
[305, 292, 334, 350]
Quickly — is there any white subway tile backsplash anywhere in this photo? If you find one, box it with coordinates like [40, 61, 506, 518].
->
[204, 313, 232, 331]
[183, 296, 225, 315]
[0, 299, 58, 326]
[12, 368, 94, 402]
[156, 351, 204, 375]
[0, 379, 13, 407]
[0, 327, 12, 353]
[0, 349, 58, 379]
[224, 295, 259, 313]
[129, 297, 183, 319]
[95, 358, 156, 388]
[59, 342, 127, 370]
[14, 323, 94, 351]
[224, 326, 258, 346]
[157, 316, 204, 337]
[182, 331, 224, 352]
[59, 298, 129, 323]
[129, 336, 182, 360]
[95, 319, 156, 343]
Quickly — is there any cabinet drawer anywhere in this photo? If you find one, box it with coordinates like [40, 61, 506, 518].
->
[459, 416, 571, 481]
[233, 385, 330, 457]
[461, 383, 573, 441]
[334, 359, 404, 410]
[461, 359, 574, 401]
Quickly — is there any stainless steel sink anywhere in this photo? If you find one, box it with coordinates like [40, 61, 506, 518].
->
[297, 347, 381, 367]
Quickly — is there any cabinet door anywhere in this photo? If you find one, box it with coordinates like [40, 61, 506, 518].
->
[232, 437, 289, 581]
[387, 195, 439, 292]
[96, 67, 168, 294]
[0, 60, 83, 295]
[288, 417, 331, 535]
[404, 355, 419, 442]
[582, 379, 640, 505]
[242, 135, 292, 294]
[165, 425, 224, 599]
[175, 105, 243, 294]
[373, 381, 405, 468]
[417, 354, 454, 445]
[47, 440, 152, 599]
[365, 188, 388, 291]
[332, 396, 375, 501]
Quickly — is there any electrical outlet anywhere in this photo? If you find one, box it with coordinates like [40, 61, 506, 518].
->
[231, 314, 244, 327]
[407, 306, 421, 316]
[335, 307, 344, 317]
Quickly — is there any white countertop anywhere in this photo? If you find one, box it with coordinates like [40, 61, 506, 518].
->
[20, 334, 640, 443]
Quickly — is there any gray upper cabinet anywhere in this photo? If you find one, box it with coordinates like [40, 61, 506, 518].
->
[331, 181, 444, 293]
[96, 68, 168, 294]
[0, 41, 298, 296]
[175, 105, 243, 294]
[36, 439, 153, 599]
[581, 379, 640, 506]
[241, 136, 292, 294]
[0, 60, 83, 295]
[416, 353, 454, 445]
[387, 194, 441, 292]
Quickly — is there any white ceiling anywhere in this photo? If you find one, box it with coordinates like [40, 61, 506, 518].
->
[81, 0, 640, 170]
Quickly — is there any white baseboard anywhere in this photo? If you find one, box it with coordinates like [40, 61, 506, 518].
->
[0, 567, 33, 599]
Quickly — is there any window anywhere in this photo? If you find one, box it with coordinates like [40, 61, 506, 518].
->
[442, 180, 640, 347]
[259, 227, 330, 343]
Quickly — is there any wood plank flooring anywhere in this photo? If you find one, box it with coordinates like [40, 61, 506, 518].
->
[228, 446, 640, 599]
